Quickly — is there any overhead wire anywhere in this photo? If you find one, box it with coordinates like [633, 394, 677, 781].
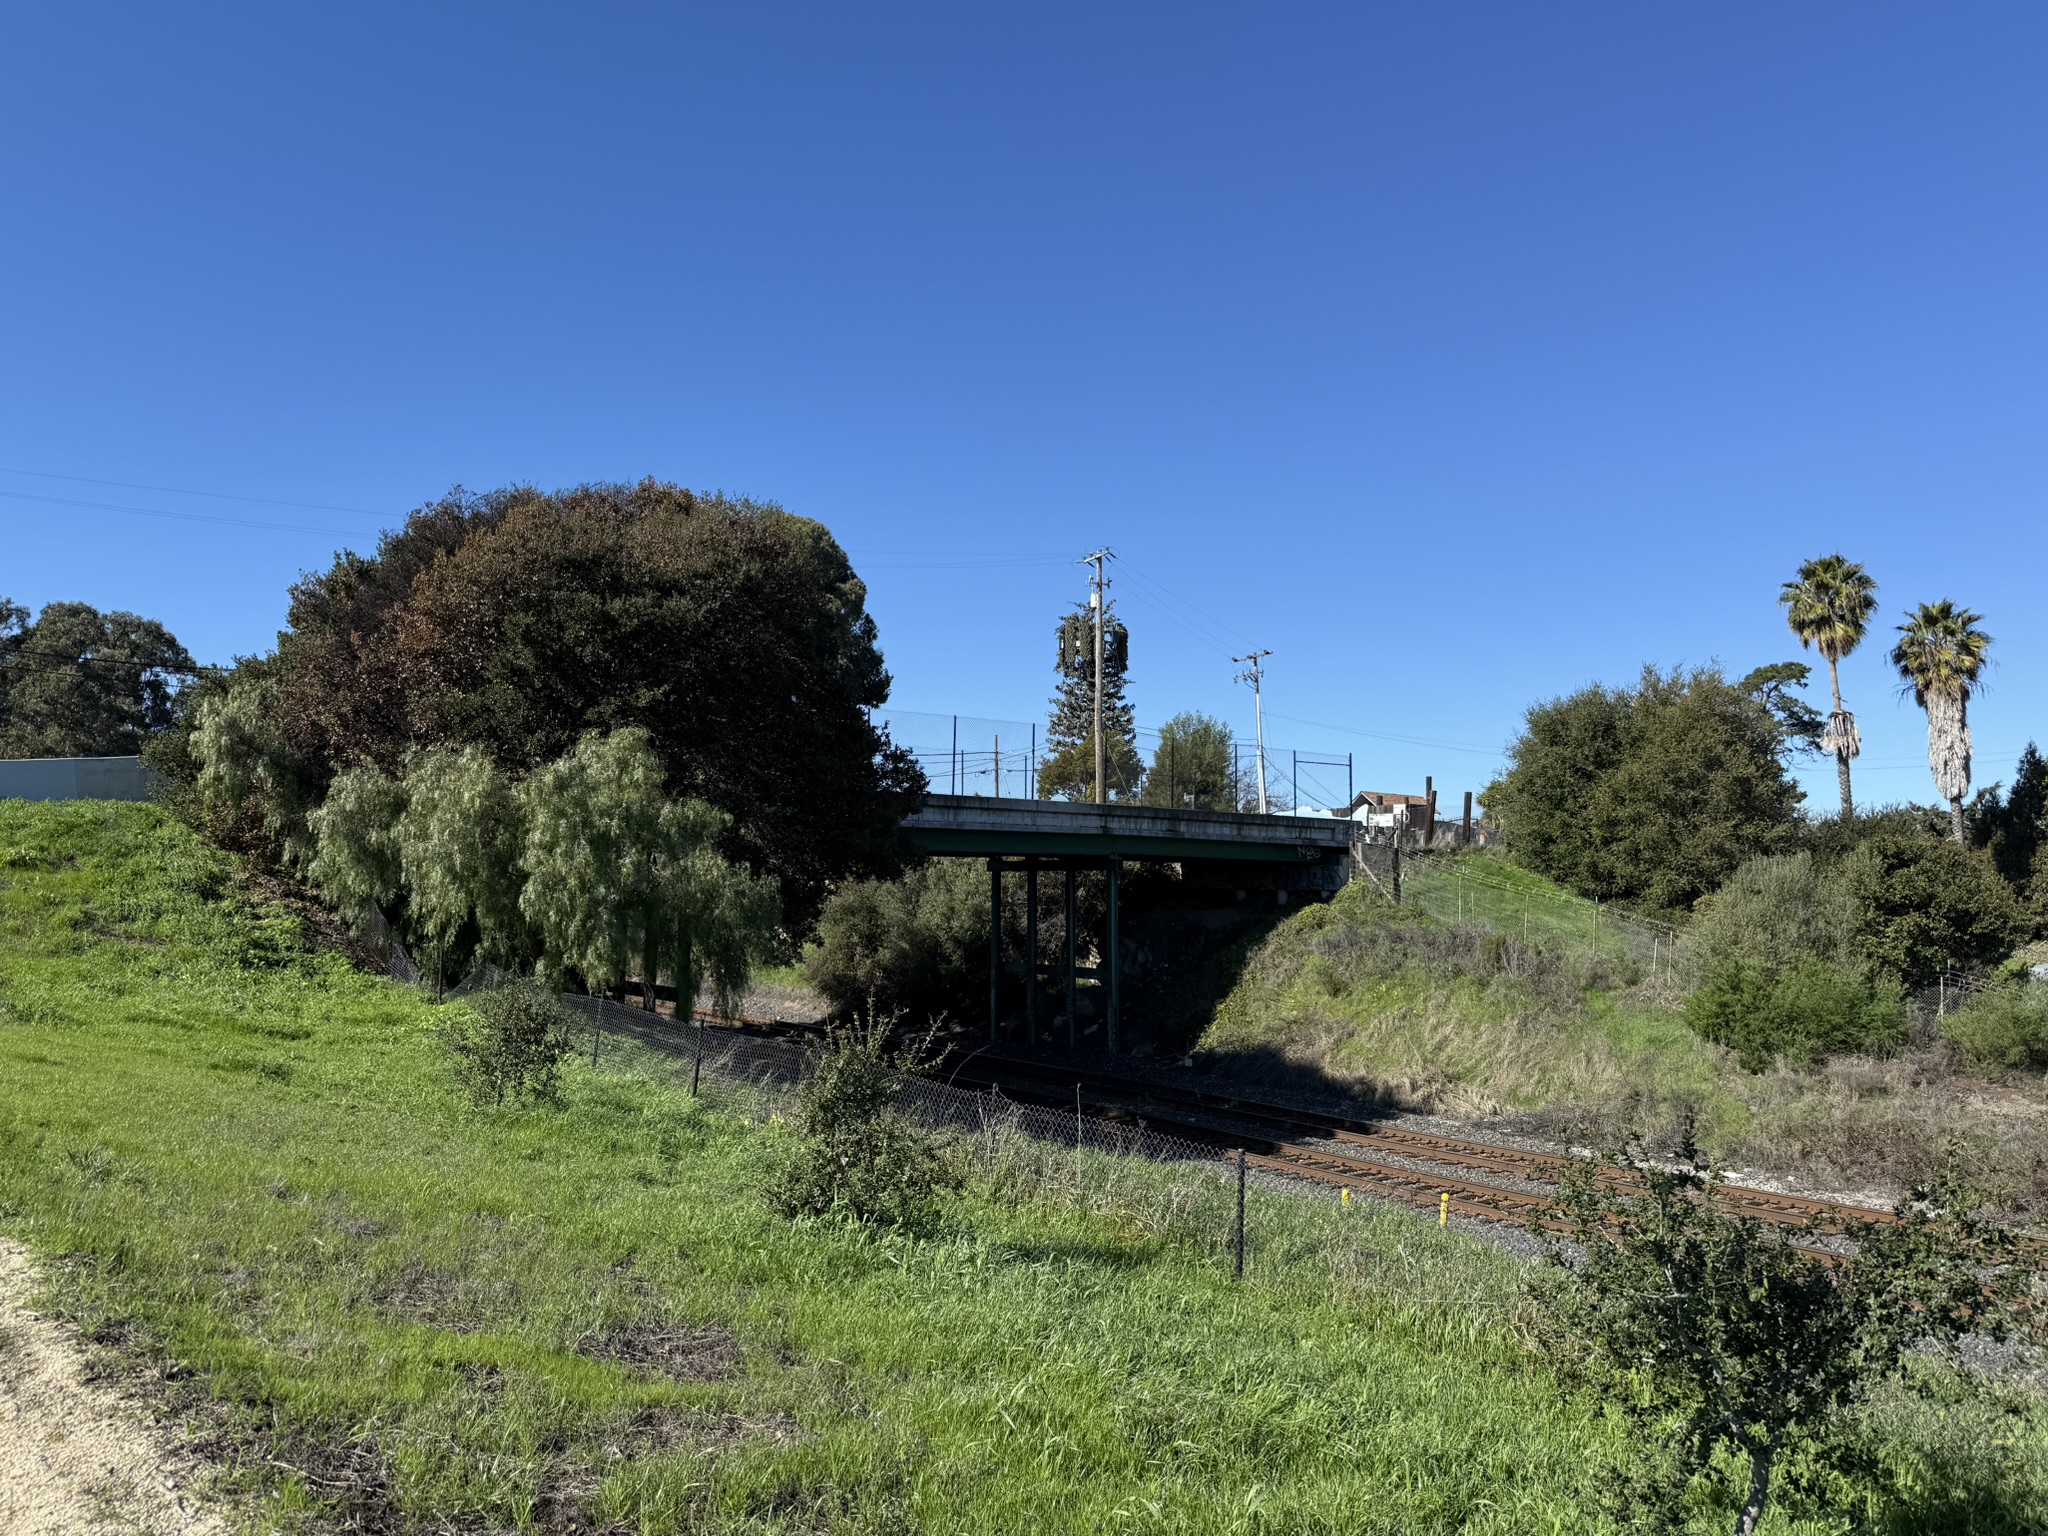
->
[0, 652, 221, 680]
[1, 489, 369, 539]
[0, 465, 386, 517]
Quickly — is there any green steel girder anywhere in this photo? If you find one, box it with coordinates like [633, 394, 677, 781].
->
[906, 826, 1337, 863]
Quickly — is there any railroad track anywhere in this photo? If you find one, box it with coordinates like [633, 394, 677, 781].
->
[630, 1008, 2048, 1289]
[931, 1046, 1902, 1241]
[659, 1007, 1900, 1244]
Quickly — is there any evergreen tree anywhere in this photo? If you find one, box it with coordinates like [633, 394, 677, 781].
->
[305, 728, 776, 1002]
[519, 729, 671, 996]
[1972, 743, 2048, 896]
[1484, 666, 1803, 912]
[197, 481, 921, 932]
[519, 728, 777, 1006]
[1139, 711, 1237, 809]
[0, 599, 25, 728]
[1041, 598, 1141, 800]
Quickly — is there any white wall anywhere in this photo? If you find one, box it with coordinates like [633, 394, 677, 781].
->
[0, 757, 160, 802]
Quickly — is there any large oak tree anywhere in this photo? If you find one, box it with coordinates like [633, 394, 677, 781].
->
[254, 480, 921, 930]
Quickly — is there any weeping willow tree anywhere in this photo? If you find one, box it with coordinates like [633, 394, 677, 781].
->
[306, 727, 774, 1000]
[520, 730, 669, 998]
[1890, 599, 1992, 844]
[1778, 554, 1877, 819]
[519, 729, 778, 1009]
[396, 746, 528, 984]
[194, 665, 321, 866]
[306, 763, 407, 925]
[651, 796, 781, 1019]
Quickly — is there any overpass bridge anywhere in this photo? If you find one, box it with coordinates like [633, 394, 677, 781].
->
[902, 795, 1359, 1053]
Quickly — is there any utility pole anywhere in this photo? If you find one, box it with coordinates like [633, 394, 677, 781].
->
[1233, 649, 1272, 814]
[1083, 549, 1114, 805]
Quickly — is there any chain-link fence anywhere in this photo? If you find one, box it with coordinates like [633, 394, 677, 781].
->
[359, 904, 421, 986]
[365, 917, 1532, 1296]
[395, 926, 1241, 1199]
[874, 707, 1369, 815]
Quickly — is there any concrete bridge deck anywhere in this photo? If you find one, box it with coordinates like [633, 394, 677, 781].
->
[903, 794, 1354, 864]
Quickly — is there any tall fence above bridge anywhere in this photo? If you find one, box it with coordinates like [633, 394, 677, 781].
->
[872, 707, 1371, 814]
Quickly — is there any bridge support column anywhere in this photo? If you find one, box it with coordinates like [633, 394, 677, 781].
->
[1064, 867, 1078, 1048]
[1107, 855, 1121, 1054]
[988, 862, 1002, 1042]
[1025, 863, 1039, 1042]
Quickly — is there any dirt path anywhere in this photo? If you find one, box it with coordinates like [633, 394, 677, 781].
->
[0, 1239, 231, 1536]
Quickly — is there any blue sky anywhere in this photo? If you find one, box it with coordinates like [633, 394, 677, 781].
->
[4, 4, 2044, 813]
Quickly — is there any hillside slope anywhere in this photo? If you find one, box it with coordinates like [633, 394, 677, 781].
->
[1198, 857, 2048, 1210]
[1199, 873, 1727, 1122]
[0, 802, 1613, 1532]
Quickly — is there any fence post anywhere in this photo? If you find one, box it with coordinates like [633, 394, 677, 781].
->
[691, 1010, 704, 1096]
[1075, 1082, 1084, 1187]
[1234, 1147, 1247, 1279]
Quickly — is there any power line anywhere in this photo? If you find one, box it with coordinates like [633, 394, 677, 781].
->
[1, 489, 369, 539]
[1117, 569, 1251, 658]
[0, 652, 221, 681]
[1260, 709, 1506, 758]
[0, 465, 386, 517]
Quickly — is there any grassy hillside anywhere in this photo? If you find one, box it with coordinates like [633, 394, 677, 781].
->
[1400, 852, 1685, 981]
[1201, 871, 1733, 1127]
[1199, 856, 2048, 1215]
[1, 802, 2040, 1533]
[0, 802, 1591, 1532]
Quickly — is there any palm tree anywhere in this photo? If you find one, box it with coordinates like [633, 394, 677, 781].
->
[1890, 600, 1992, 844]
[1778, 554, 1877, 818]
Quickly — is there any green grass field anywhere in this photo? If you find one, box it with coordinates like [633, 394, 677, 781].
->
[0, 802, 2041, 1533]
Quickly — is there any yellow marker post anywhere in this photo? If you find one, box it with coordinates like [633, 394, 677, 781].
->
[1439, 1193, 1449, 1227]
[1340, 1187, 1350, 1208]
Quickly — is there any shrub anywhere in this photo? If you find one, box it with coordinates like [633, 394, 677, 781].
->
[804, 857, 997, 1023]
[1685, 851, 1860, 977]
[766, 1017, 958, 1230]
[1839, 828, 2026, 987]
[1940, 985, 2048, 1077]
[1685, 958, 1904, 1072]
[1538, 1147, 2018, 1536]
[445, 982, 573, 1105]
